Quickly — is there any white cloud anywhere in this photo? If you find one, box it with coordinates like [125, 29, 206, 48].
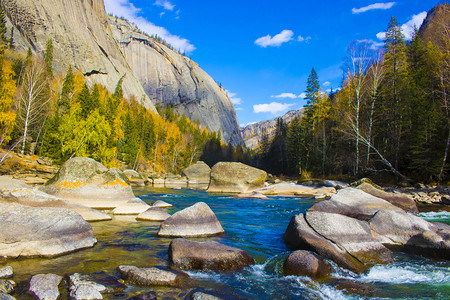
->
[104, 0, 195, 54]
[299, 92, 307, 99]
[159, 12, 165, 18]
[352, 2, 396, 14]
[322, 81, 331, 87]
[357, 39, 384, 49]
[253, 102, 295, 114]
[226, 90, 242, 105]
[298, 35, 312, 43]
[271, 93, 298, 99]
[326, 87, 342, 93]
[376, 11, 427, 41]
[154, 0, 175, 11]
[255, 30, 294, 47]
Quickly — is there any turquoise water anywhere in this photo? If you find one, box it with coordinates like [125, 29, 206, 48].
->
[6, 188, 450, 299]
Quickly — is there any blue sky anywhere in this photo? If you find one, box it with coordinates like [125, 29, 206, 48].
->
[104, 0, 438, 126]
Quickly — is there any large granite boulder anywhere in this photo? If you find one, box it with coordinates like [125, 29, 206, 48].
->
[0, 202, 97, 258]
[123, 169, 145, 187]
[117, 265, 189, 287]
[309, 188, 403, 221]
[136, 207, 171, 221]
[254, 183, 336, 198]
[207, 162, 267, 193]
[356, 183, 418, 213]
[41, 157, 138, 209]
[168, 238, 255, 271]
[29, 274, 62, 300]
[283, 250, 332, 279]
[158, 202, 224, 237]
[182, 161, 211, 182]
[1, 186, 111, 222]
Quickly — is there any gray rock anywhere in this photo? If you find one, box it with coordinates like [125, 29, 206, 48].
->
[0, 293, 15, 300]
[207, 162, 267, 193]
[190, 291, 223, 300]
[168, 238, 255, 271]
[69, 272, 126, 299]
[0, 280, 14, 294]
[182, 162, 211, 182]
[41, 157, 136, 209]
[158, 202, 224, 237]
[123, 170, 145, 187]
[112, 198, 150, 215]
[0, 267, 12, 279]
[136, 207, 171, 221]
[117, 265, 189, 287]
[356, 183, 418, 213]
[128, 292, 157, 300]
[0, 202, 96, 258]
[283, 250, 332, 279]
[29, 274, 62, 300]
[309, 188, 403, 221]
[152, 200, 172, 208]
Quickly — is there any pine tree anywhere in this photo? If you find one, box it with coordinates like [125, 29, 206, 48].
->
[59, 66, 74, 113]
[0, 4, 7, 44]
[77, 83, 92, 119]
[44, 39, 53, 76]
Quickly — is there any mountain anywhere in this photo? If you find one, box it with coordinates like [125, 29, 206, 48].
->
[2, 0, 243, 146]
[241, 109, 304, 150]
[418, 4, 450, 46]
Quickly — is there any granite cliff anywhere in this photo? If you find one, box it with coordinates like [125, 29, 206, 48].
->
[2, 0, 243, 145]
[241, 109, 303, 150]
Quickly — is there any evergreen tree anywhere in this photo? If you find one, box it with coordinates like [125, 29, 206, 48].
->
[59, 66, 74, 113]
[44, 39, 53, 76]
[0, 4, 7, 44]
[77, 83, 92, 119]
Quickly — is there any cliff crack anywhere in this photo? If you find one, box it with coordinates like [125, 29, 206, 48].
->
[84, 70, 108, 77]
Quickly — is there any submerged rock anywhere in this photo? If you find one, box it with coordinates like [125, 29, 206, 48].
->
[112, 198, 150, 215]
[68, 272, 126, 299]
[0, 267, 12, 279]
[0, 280, 14, 294]
[0, 202, 96, 258]
[207, 162, 267, 193]
[29, 274, 62, 300]
[158, 202, 224, 237]
[152, 200, 173, 208]
[136, 207, 171, 221]
[41, 157, 136, 209]
[356, 183, 418, 213]
[128, 291, 157, 300]
[117, 265, 189, 287]
[283, 250, 332, 279]
[168, 238, 255, 271]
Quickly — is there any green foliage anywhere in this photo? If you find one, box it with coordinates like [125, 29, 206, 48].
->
[59, 66, 74, 113]
[44, 39, 53, 76]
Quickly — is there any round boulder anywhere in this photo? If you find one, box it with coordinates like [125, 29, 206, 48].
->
[158, 202, 224, 237]
[123, 169, 145, 186]
[152, 200, 173, 208]
[117, 265, 189, 287]
[136, 207, 171, 221]
[182, 161, 211, 182]
[169, 238, 255, 271]
[0, 202, 97, 258]
[207, 162, 267, 193]
[0, 267, 12, 279]
[283, 250, 332, 279]
[29, 274, 62, 300]
[356, 183, 418, 213]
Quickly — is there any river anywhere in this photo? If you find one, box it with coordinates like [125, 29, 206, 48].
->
[6, 188, 450, 299]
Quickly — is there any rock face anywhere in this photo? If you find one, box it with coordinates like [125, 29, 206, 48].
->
[136, 207, 171, 221]
[241, 109, 303, 150]
[2, 0, 156, 111]
[168, 238, 255, 271]
[29, 274, 62, 300]
[0, 202, 96, 257]
[207, 162, 267, 193]
[283, 250, 332, 279]
[110, 18, 243, 146]
[158, 202, 224, 237]
[41, 157, 138, 209]
[356, 183, 418, 213]
[182, 161, 211, 182]
[117, 265, 189, 287]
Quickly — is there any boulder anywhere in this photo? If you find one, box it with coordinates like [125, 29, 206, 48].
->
[309, 188, 403, 221]
[283, 214, 366, 273]
[68, 272, 126, 299]
[152, 178, 165, 188]
[0, 202, 97, 258]
[111, 198, 150, 215]
[168, 238, 255, 271]
[165, 178, 188, 189]
[158, 202, 224, 237]
[189, 290, 223, 300]
[254, 183, 336, 198]
[152, 200, 173, 208]
[235, 191, 268, 199]
[0, 177, 28, 190]
[0, 280, 14, 295]
[283, 250, 332, 279]
[128, 292, 157, 300]
[0, 267, 12, 279]
[117, 265, 189, 287]
[305, 211, 393, 266]
[29, 274, 62, 300]
[207, 162, 267, 193]
[356, 183, 418, 213]
[0, 293, 15, 300]
[123, 169, 145, 186]
[182, 161, 211, 182]
[2, 187, 111, 222]
[369, 209, 450, 258]
[41, 157, 136, 209]
[136, 207, 171, 221]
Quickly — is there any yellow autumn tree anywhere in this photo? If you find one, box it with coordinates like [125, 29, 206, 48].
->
[0, 58, 16, 147]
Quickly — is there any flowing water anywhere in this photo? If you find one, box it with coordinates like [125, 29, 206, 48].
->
[5, 188, 450, 299]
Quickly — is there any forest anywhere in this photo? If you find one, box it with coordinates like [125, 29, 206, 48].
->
[259, 7, 450, 184]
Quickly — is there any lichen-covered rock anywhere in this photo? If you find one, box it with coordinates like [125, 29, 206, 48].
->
[158, 202, 224, 237]
[168, 238, 255, 271]
[29, 274, 62, 300]
[182, 162, 211, 182]
[356, 183, 418, 213]
[117, 265, 189, 287]
[41, 157, 136, 209]
[283, 250, 332, 279]
[136, 207, 171, 221]
[68, 272, 126, 299]
[207, 162, 267, 193]
[123, 170, 145, 186]
[0, 202, 96, 258]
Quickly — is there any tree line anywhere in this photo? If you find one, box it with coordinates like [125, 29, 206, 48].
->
[258, 8, 450, 184]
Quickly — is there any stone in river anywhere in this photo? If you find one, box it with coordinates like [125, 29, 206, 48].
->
[207, 162, 267, 193]
[158, 202, 224, 237]
[0, 267, 12, 279]
[152, 200, 173, 208]
[136, 207, 171, 221]
[283, 250, 332, 279]
[117, 265, 189, 287]
[29, 274, 62, 300]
